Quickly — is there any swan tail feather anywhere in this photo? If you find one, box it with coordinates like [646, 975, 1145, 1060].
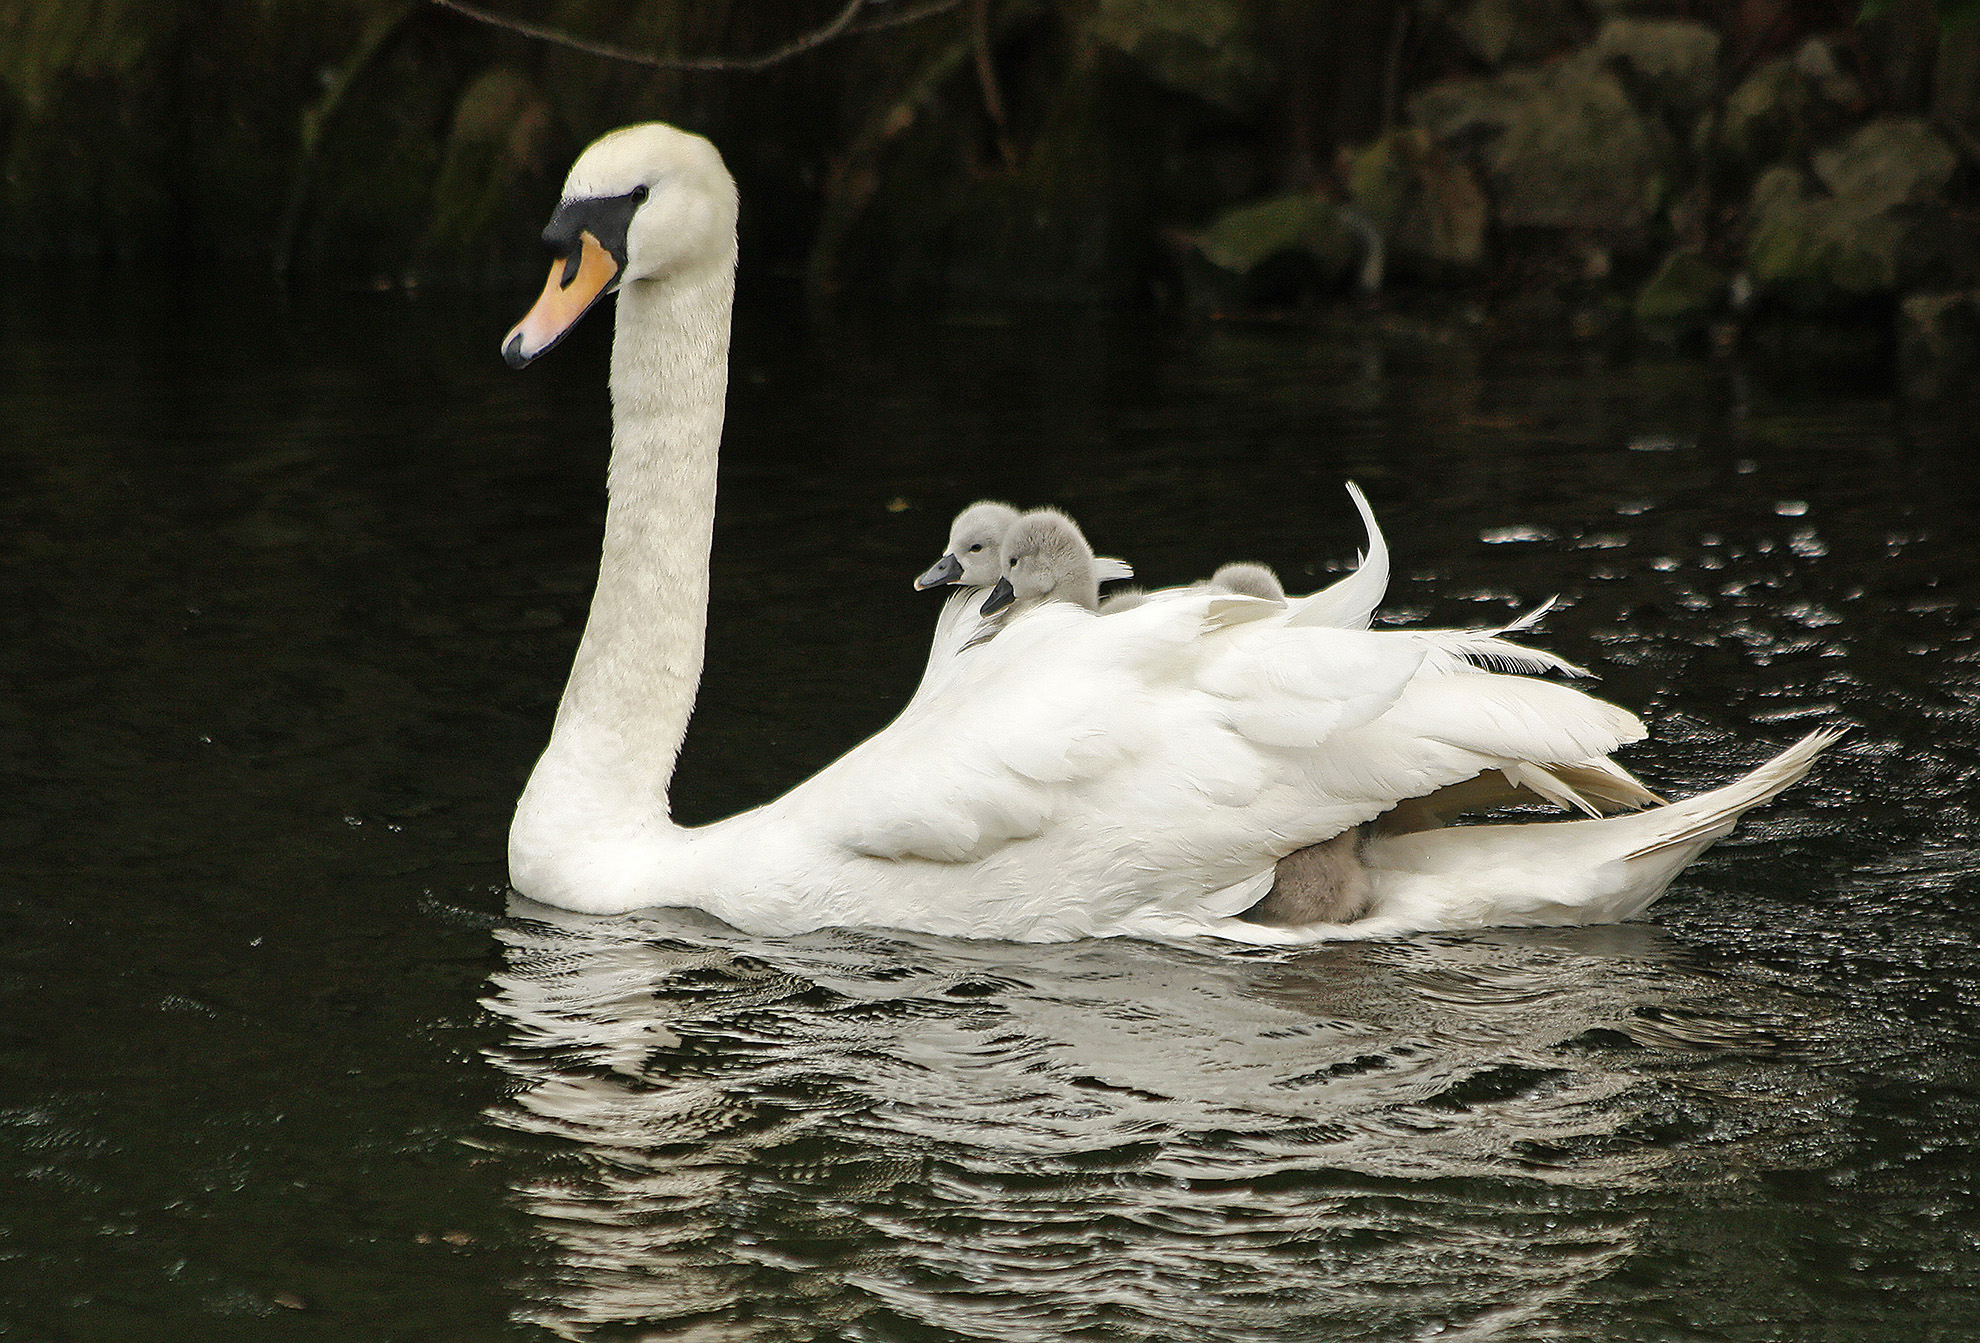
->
[1614, 728, 1843, 863]
[1094, 556, 1134, 584]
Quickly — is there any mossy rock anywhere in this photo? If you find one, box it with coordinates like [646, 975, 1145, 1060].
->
[1811, 118, 1957, 214]
[1083, 0, 1277, 115]
[1635, 247, 1727, 324]
[1409, 51, 1673, 236]
[1717, 55, 1852, 169]
[1348, 128, 1487, 273]
[1196, 194, 1361, 275]
[1744, 160, 1965, 312]
[1594, 17, 1720, 112]
[1898, 291, 1980, 399]
[1184, 194, 1368, 310]
[1747, 199, 1906, 310]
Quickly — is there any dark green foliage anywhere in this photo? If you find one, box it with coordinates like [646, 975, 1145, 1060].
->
[1860, 0, 1980, 32]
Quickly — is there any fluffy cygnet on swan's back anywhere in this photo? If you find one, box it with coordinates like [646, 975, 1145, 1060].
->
[981, 509, 1101, 615]
[907, 505, 1121, 703]
[1209, 562, 1286, 602]
[916, 501, 1132, 592]
[1102, 560, 1283, 614]
[915, 501, 1020, 590]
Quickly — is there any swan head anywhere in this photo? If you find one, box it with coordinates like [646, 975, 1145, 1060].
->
[981, 509, 1098, 616]
[915, 500, 1020, 590]
[504, 122, 738, 368]
[1210, 562, 1286, 603]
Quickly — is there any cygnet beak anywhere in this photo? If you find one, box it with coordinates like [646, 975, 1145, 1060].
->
[914, 554, 963, 590]
[980, 577, 1015, 615]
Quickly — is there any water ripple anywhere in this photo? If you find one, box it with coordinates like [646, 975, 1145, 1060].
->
[481, 910, 1870, 1340]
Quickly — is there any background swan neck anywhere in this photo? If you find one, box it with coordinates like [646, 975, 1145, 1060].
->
[540, 263, 733, 829]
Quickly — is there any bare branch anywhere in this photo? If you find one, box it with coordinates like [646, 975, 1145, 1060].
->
[969, 0, 1008, 124]
[429, 0, 964, 73]
[849, 0, 969, 33]
[968, 0, 1016, 165]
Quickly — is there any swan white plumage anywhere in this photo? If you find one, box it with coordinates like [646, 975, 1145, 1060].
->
[501, 121, 1835, 944]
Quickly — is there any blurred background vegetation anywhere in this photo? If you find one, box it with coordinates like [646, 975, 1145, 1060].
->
[2, 0, 1977, 365]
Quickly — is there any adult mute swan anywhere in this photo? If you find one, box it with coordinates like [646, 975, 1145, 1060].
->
[500, 121, 1836, 944]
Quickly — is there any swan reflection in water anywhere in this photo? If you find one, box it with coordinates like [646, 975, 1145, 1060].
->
[480, 901, 1846, 1341]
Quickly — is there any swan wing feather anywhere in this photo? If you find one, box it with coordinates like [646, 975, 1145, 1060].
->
[1418, 632, 1591, 679]
[836, 600, 1443, 862]
[835, 598, 1473, 863]
[1377, 672, 1648, 767]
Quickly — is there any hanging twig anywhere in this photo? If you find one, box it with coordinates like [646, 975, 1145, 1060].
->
[428, 0, 965, 73]
[806, 36, 978, 295]
[275, 0, 425, 278]
[1379, 0, 1411, 134]
[850, 0, 970, 33]
[1935, 113, 1980, 174]
[969, 0, 1015, 165]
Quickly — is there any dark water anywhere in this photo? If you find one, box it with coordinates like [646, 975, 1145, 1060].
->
[5, 280, 1980, 1340]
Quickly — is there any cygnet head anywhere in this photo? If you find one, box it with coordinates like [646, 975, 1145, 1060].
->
[504, 122, 739, 368]
[1211, 562, 1286, 602]
[914, 501, 1019, 590]
[980, 510, 1098, 616]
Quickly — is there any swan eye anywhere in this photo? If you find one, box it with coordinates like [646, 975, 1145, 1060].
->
[967, 544, 982, 553]
[631, 184, 650, 202]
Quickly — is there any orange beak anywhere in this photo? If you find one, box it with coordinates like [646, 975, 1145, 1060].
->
[503, 230, 620, 367]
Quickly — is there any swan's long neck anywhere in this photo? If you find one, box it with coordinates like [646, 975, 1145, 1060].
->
[511, 259, 733, 900]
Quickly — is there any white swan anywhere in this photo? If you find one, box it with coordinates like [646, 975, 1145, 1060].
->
[501, 121, 1836, 944]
